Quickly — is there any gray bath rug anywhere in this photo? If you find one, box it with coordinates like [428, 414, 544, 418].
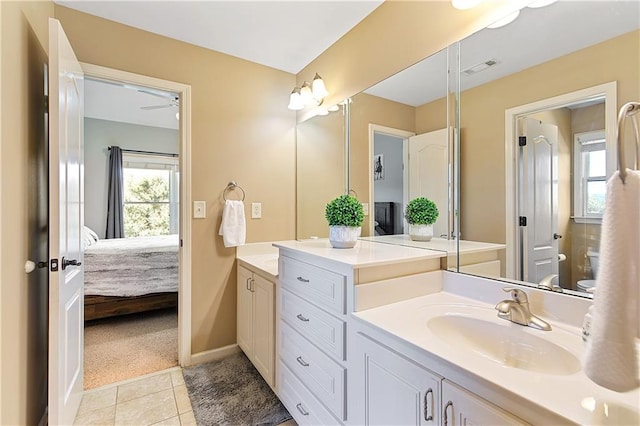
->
[183, 352, 292, 425]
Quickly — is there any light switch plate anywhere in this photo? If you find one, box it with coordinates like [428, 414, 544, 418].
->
[362, 202, 369, 216]
[193, 201, 206, 218]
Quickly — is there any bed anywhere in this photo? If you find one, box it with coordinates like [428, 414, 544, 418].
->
[83, 234, 179, 321]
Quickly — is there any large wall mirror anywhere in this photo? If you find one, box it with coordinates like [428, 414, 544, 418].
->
[446, 1, 639, 297]
[296, 105, 347, 239]
[349, 46, 456, 247]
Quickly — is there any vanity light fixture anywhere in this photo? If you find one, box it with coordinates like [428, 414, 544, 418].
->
[451, 0, 482, 10]
[288, 73, 328, 110]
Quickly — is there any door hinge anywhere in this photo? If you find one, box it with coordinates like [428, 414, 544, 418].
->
[519, 216, 527, 227]
[44, 95, 49, 111]
[180, 239, 183, 248]
[518, 136, 527, 147]
[50, 258, 59, 272]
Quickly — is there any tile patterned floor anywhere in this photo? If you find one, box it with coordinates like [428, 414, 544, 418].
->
[74, 367, 196, 426]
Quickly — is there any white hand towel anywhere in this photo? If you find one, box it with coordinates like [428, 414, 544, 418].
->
[218, 200, 246, 248]
[584, 169, 640, 392]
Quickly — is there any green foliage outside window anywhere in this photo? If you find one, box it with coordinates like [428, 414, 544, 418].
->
[124, 172, 170, 237]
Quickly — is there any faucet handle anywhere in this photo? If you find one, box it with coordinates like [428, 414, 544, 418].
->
[502, 287, 529, 303]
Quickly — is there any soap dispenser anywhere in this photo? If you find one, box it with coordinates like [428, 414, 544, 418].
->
[582, 304, 594, 343]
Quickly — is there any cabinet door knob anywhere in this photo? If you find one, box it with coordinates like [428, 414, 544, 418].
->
[296, 313, 310, 322]
[296, 356, 309, 367]
[443, 400, 453, 426]
[296, 276, 310, 283]
[296, 403, 309, 416]
[424, 388, 434, 421]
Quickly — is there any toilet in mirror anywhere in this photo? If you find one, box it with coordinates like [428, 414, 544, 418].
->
[296, 0, 639, 298]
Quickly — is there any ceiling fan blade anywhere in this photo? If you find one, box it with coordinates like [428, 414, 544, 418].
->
[137, 89, 176, 100]
[140, 104, 173, 110]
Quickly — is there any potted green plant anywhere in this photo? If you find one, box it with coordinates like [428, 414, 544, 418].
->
[325, 194, 364, 248]
[405, 197, 439, 241]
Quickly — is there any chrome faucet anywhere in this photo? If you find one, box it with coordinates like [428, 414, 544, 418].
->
[495, 287, 551, 331]
[538, 274, 563, 293]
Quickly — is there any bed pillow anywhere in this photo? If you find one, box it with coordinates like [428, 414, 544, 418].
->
[83, 226, 99, 248]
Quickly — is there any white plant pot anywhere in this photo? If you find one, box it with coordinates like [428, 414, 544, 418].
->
[329, 226, 361, 248]
[409, 224, 433, 241]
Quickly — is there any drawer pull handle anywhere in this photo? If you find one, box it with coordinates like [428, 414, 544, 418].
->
[443, 400, 453, 426]
[296, 276, 310, 283]
[424, 388, 433, 421]
[296, 403, 309, 416]
[296, 314, 309, 322]
[296, 356, 309, 367]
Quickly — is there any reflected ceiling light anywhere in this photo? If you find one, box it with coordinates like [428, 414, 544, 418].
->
[451, 0, 482, 10]
[327, 105, 340, 112]
[487, 10, 520, 28]
[527, 0, 557, 8]
[287, 73, 328, 110]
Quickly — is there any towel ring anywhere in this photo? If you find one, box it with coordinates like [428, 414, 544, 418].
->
[617, 102, 640, 183]
[223, 181, 245, 201]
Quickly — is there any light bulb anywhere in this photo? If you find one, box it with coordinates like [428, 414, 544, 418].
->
[300, 82, 313, 106]
[451, 0, 482, 10]
[288, 87, 304, 110]
[311, 73, 328, 99]
[487, 10, 520, 28]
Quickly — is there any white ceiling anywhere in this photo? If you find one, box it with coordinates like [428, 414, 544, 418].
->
[365, 1, 640, 107]
[55, 0, 383, 74]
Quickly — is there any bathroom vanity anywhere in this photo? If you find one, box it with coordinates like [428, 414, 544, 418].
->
[252, 240, 640, 426]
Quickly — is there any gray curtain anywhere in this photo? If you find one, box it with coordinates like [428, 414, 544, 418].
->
[105, 146, 124, 238]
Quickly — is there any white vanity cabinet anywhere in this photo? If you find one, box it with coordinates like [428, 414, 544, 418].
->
[237, 263, 275, 388]
[441, 380, 529, 426]
[354, 332, 442, 426]
[277, 255, 348, 424]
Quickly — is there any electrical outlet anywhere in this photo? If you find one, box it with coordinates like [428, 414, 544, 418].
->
[193, 201, 206, 218]
[251, 202, 262, 219]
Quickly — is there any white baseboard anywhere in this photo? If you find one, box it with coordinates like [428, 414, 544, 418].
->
[186, 344, 240, 367]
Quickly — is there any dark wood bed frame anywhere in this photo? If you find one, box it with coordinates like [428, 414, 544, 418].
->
[84, 292, 178, 321]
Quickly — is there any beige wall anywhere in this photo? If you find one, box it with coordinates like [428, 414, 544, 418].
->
[454, 30, 639, 247]
[54, 6, 297, 353]
[1, 2, 55, 424]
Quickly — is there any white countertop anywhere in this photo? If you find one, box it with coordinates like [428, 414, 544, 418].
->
[236, 242, 280, 278]
[273, 238, 444, 269]
[360, 235, 506, 255]
[352, 291, 639, 425]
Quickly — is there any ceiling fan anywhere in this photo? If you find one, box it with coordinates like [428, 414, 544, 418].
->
[139, 89, 179, 110]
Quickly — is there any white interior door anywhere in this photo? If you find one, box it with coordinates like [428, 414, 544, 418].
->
[409, 128, 449, 238]
[48, 18, 85, 426]
[519, 117, 558, 283]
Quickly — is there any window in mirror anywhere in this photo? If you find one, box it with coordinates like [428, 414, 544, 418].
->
[574, 130, 606, 220]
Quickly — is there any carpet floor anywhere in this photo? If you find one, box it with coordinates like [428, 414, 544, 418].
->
[183, 352, 292, 426]
[84, 308, 178, 389]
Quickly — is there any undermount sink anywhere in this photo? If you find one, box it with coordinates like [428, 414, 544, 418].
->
[427, 314, 580, 375]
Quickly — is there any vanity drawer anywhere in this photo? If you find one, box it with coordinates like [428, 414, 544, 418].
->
[280, 321, 346, 420]
[278, 360, 340, 426]
[281, 288, 346, 361]
[280, 256, 346, 315]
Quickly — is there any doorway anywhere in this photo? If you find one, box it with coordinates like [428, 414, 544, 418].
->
[505, 82, 617, 291]
[82, 76, 182, 388]
[368, 124, 414, 236]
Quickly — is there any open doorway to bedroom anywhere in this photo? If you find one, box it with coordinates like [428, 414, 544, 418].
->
[82, 76, 181, 389]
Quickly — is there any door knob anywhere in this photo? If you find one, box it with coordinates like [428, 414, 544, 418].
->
[25, 260, 49, 273]
[61, 257, 82, 270]
[553, 233, 562, 239]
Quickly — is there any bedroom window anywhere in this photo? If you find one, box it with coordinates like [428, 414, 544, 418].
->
[123, 153, 179, 237]
[573, 130, 606, 222]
